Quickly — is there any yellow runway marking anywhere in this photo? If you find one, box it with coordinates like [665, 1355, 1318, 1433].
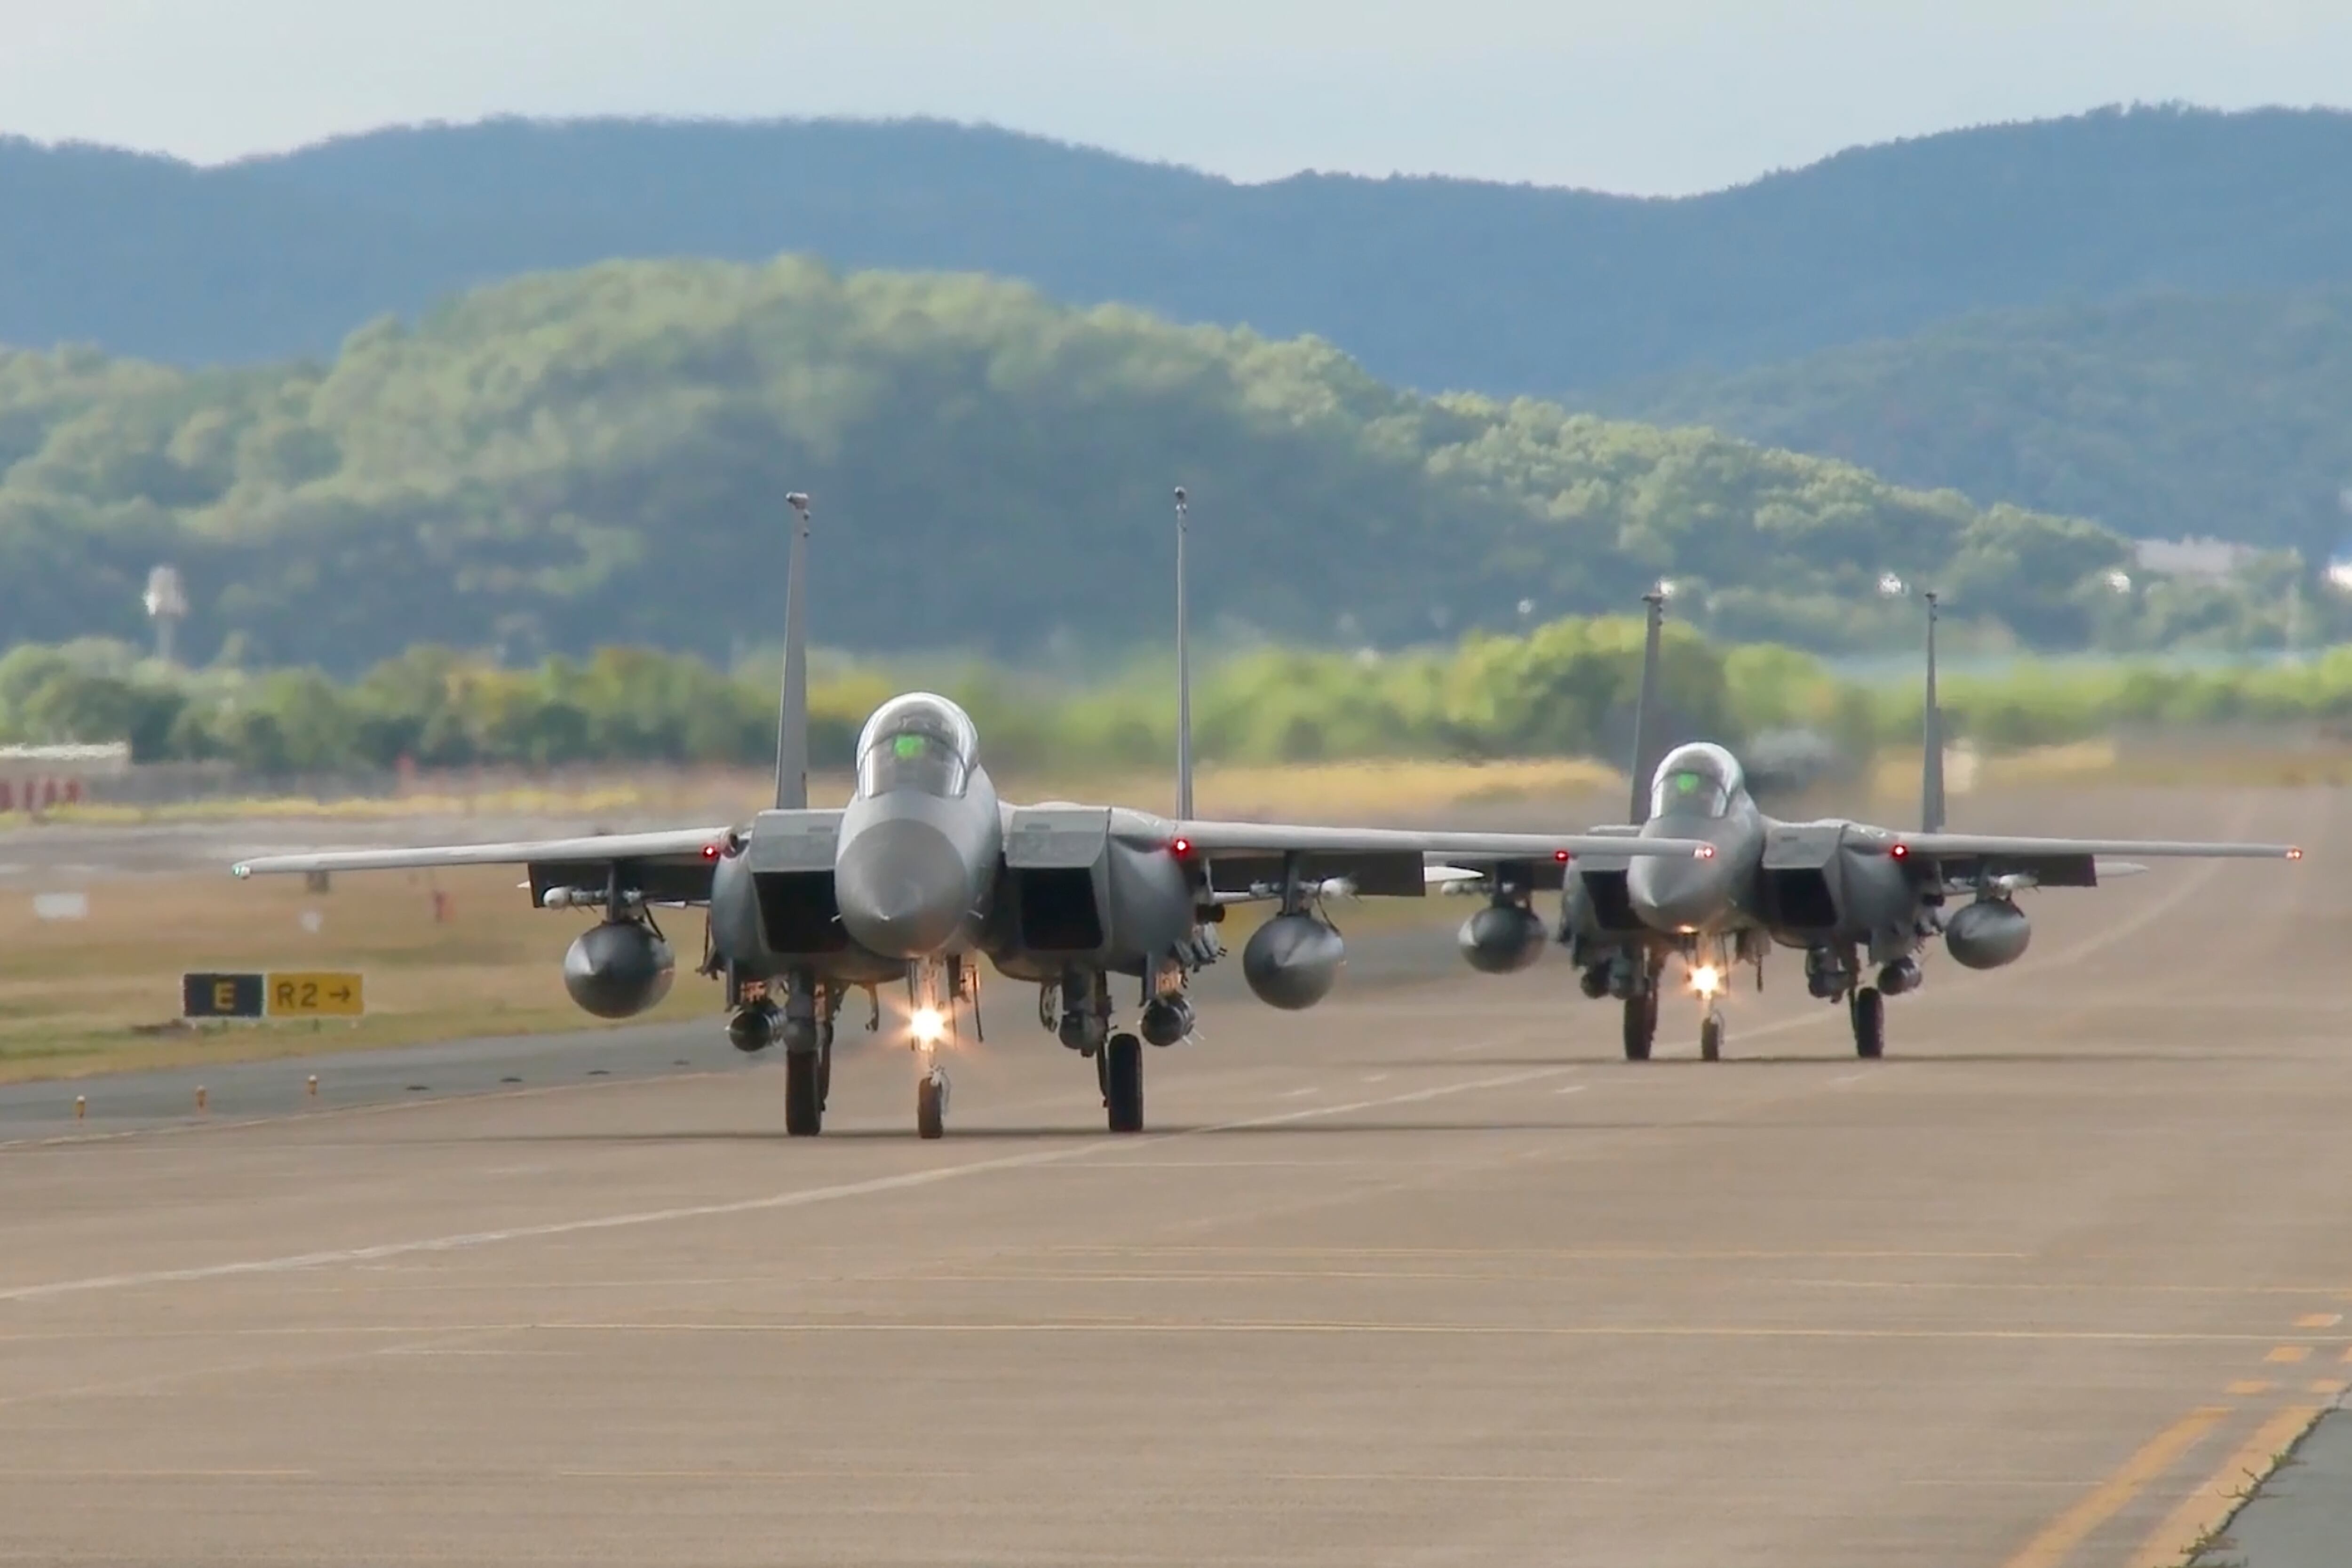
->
[2309, 1379, 2348, 1397]
[2338, 1343, 2352, 1364]
[2128, 1405, 2322, 1568]
[2296, 1313, 2343, 1329]
[2000, 1406, 2226, 1568]
[2265, 1345, 2311, 1364]
[2228, 1380, 2274, 1395]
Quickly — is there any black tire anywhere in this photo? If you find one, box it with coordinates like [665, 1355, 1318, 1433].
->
[916, 1074, 945, 1140]
[817, 1029, 833, 1110]
[1851, 986, 1885, 1059]
[1622, 994, 1655, 1061]
[785, 1051, 823, 1137]
[1104, 1033, 1144, 1133]
[1700, 1012, 1723, 1062]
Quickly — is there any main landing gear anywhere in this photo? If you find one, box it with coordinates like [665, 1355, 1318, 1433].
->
[1850, 986, 1884, 1060]
[1621, 988, 1657, 1061]
[727, 970, 836, 1137]
[1809, 946, 1904, 1059]
[1046, 968, 1181, 1134]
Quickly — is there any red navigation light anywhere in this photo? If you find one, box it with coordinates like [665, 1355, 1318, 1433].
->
[1171, 837, 1192, 857]
[1695, 844, 1716, 860]
[701, 842, 723, 860]
[2288, 846, 2304, 861]
[1553, 849, 1571, 864]
[1890, 843, 1910, 860]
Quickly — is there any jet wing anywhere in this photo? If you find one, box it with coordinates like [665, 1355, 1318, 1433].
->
[1894, 832, 2301, 891]
[230, 827, 739, 905]
[1173, 819, 1709, 898]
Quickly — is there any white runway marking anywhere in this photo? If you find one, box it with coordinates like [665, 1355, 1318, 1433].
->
[0, 1067, 1572, 1306]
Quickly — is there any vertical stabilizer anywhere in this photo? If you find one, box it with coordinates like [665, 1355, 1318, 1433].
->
[1173, 486, 1195, 821]
[1628, 588, 1667, 824]
[775, 493, 812, 811]
[1920, 589, 1946, 833]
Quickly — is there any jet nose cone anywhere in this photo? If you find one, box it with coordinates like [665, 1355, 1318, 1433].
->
[836, 817, 970, 958]
[1629, 854, 1725, 934]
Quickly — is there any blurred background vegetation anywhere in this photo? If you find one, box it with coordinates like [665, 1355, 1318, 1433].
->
[10, 618, 2352, 784]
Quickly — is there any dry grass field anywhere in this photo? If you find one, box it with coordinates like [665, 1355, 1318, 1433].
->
[0, 743, 2325, 1085]
[0, 862, 726, 1082]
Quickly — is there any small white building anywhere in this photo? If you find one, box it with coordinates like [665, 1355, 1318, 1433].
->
[0, 743, 131, 812]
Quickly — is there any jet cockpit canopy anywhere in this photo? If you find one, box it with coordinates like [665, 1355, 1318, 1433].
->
[1650, 741, 1744, 820]
[855, 693, 979, 799]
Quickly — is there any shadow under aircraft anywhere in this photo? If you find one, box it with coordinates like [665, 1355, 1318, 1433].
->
[1450, 587, 2303, 1061]
[233, 491, 1711, 1138]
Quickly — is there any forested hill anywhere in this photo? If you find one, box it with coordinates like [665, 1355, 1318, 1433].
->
[0, 257, 2201, 673]
[5, 105, 2352, 394]
[1593, 286, 2352, 557]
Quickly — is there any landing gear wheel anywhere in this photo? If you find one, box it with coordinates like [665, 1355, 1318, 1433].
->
[1622, 993, 1657, 1061]
[1851, 986, 1885, 1060]
[1700, 1008, 1724, 1062]
[916, 1068, 946, 1140]
[784, 1050, 824, 1137]
[1103, 1032, 1144, 1133]
[817, 1027, 833, 1110]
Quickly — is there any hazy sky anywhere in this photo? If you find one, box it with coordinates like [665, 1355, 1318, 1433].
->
[2, 0, 2347, 193]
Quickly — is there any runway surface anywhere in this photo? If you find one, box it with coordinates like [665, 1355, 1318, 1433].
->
[0, 787, 2345, 1566]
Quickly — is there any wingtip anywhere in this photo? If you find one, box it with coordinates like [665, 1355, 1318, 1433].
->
[230, 863, 250, 879]
[2287, 846, 2304, 861]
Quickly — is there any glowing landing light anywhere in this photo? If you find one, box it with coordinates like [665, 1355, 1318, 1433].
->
[910, 1006, 947, 1044]
[2288, 846, 2304, 861]
[1691, 964, 1723, 998]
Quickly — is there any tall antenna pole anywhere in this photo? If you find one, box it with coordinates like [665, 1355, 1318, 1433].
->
[1920, 588, 1945, 833]
[1174, 486, 1193, 822]
[775, 492, 812, 811]
[1628, 587, 1667, 825]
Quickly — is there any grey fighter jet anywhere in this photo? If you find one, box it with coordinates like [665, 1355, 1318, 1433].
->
[1460, 589, 2302, 1061]
[231, 492, 1712, 1139]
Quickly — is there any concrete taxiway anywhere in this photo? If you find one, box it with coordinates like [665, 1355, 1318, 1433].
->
[0, 787, 2344, 1566]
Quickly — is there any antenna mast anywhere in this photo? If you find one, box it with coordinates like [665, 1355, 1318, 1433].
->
[1920, 588, 1945, 833]
[775, 493, 812, 811]
[1174, 486, 1194, 822]
[1628, 587, 1667, 825]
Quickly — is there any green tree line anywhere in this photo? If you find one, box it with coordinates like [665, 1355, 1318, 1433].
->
[9, 621, 2351, 782]
[0, 256, 2311, 674]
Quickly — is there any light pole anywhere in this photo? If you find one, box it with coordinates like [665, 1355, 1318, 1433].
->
[142, 565, 187, 666]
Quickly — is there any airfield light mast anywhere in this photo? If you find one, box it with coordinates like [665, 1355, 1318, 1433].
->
[142, 565, 188, 667]
[1628, 584, 1668, 825]
[776, 493, 812, 811]
[1174, 486, 1193, 822]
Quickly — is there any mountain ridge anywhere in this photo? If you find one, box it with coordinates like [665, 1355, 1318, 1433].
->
[7, 103, 2351, 394]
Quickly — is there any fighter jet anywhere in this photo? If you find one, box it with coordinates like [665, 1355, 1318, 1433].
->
[1459, 588, 2302, 1061]
[230, 491, 1713, 1139]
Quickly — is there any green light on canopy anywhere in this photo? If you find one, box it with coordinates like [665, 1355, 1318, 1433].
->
[893, 734, 927, 760]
